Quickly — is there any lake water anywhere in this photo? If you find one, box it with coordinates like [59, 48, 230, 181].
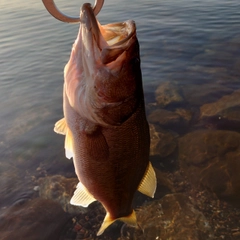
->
[1, 0, 240, 239]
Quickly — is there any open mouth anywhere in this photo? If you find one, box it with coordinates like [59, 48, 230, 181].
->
[80, 3, 136, 63]
[101, 21, 135, 47]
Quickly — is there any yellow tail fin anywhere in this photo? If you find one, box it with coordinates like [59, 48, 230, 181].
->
[97, 210, 137, 236]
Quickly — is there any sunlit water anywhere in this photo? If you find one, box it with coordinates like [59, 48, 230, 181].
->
[1, 0, 240, 239]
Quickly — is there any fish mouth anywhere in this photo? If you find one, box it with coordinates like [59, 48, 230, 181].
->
[80, 3, 136, 65]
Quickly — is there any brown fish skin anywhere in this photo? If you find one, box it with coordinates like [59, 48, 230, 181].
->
[64, 89, 149, 220]
[55, 3, 156, 235]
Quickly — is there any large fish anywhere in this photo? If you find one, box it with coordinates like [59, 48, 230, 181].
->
[54, 3, 156, 236]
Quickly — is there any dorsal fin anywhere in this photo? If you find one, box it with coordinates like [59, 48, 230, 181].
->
[70, 182, 96, 207]
[138, 162, 157, 198]
[54, 118, 67, 135]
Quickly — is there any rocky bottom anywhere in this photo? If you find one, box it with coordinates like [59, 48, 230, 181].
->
[119, 169, 240, 240]
[56, 168, 240, 240]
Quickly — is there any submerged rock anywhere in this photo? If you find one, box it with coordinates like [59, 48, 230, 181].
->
[0, 198, 69, 240]
[175, 107, 193, 123]
[149, 124, 178, 157]
[200, 89, 240, 129]
[182, 83, 232, 106]
[148, 109, 182, 126]
[179, 130, 240, 206]
[0, 169, 35, 208]
[59, 202, 119, 240]
[153, 168, 175, 199]
[155, 82, 184, 107]
[148, 109, 190, 133]
[39, 175, 85, 214]
[121, 193, 213, 240]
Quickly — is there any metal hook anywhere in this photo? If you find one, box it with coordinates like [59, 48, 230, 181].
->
[42, 0, 104, 23]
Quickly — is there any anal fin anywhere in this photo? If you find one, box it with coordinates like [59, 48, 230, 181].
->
[70, 182, 96, 207]
[138, 162, 157, 198]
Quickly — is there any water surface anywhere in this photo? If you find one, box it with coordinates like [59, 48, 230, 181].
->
[1, 0, 240, 239]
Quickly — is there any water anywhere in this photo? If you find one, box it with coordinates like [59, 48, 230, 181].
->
[1, 0, 240, 239]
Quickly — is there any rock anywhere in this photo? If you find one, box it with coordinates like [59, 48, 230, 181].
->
[0, 198, 70, 240]
[155, 82, 184, 107]
[148, 109, 189, 133]
[182, 83, 232, 106]
[200, 90, 240, 130]
[149, 124, 178, 157]
[148, 109, 181, 126]
[59, 202, 118, 240]
[0, 169, 35, 208]
[154, 168, 175, 199]
[39, 175, 85, 214]
[121, 193, 213, 240]
[179, 130, 240, 206]
[175, 108, 193, 123]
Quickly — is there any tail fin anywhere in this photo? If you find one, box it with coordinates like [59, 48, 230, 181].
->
[97, 210, 137, 236]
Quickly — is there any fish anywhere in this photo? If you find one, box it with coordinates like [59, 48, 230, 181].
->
[54, 3, 157, 236]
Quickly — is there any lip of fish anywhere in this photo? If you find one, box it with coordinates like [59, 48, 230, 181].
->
[80, 4, 102, 48]
[79, 3, 136, 66]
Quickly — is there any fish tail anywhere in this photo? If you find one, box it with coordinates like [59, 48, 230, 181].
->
[97, 210, 137, 236]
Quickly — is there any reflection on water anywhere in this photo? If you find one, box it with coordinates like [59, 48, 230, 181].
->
[0, 0, 240, 239]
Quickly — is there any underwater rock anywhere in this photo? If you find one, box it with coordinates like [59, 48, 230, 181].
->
[149, 124, 178, 157]
[153, 168, 175, 199]
[148, 109, 189, 133]
[155, 81, 184, 107]
[179, 130, 240, 207]
[0, 169, 35, 208]
[39, 175, 86, 214]
[148, 109, 181, 126]
[175, 107, 193, 123]
[0, 198, 69, 240]
[200, 89, 240, 129]
[121, 193, 213, 240]
[182, 83, 232, 106]
[59, 202, 119, 240]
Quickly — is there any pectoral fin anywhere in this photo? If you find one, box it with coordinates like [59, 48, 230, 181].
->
[54, 118, 67, 135]
[54, 118, 73, 159]
[97, 210, 137, 236]
[138, 162, 157, 198]
[64, 130, 74, 159]
[70, 182, 96, 207]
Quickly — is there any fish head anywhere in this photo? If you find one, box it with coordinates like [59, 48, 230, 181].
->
[64, 3, 144, 126]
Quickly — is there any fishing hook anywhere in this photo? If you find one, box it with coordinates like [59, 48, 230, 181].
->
[42, 0, 104, 23]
